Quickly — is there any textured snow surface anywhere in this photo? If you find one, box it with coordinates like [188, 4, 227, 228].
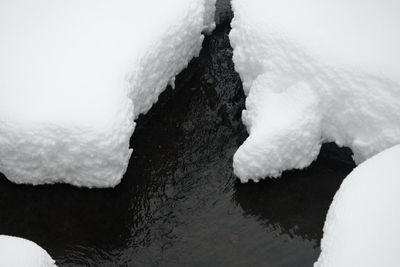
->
[0, 235, 56, 267]
[0, 0, 215, 187]
[315, 145, 400, 267]
[230, 0, 400, 182]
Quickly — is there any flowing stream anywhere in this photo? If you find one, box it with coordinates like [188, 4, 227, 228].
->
[0, 1, 355, 266]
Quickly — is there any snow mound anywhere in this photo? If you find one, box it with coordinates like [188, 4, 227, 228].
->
[0, 235, 56, 267]
[230, 0, 400, 182]
[315, 145, 400, 267]
[0, 0, 215, 187]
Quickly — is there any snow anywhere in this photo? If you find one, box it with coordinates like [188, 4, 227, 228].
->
[315, 144, 400, 267]
[0, 235, 56, 267]
[230, 0, 400, 182]
[0, 0, 215, 187]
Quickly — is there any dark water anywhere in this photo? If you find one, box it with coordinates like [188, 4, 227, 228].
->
[0, 2, 355, 266]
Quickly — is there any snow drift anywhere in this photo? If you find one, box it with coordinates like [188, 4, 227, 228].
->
[315, 144, 400, 267]
[0, 0, 215, 187]
[0, 235, 56, 267]
[230, 0, 400, 182]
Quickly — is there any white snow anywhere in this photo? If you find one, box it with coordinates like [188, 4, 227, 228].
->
[315, 144, 400, 267]
[0, 235, 56, 267]
[0, 0, 215, 187]
[230, 0, 400, 182]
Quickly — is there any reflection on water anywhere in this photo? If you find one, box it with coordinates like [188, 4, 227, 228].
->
[0, 1, 354, 266]
[234, 144, 354, 242]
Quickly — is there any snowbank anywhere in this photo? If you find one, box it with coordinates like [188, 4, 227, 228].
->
[0, 235, 56, 267]
[230, 0, 400, 182]
[0, 0, 215, 187]
[315, 145, 400, 267]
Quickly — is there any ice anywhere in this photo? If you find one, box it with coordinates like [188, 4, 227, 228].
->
[230, 0, 400, 182]
[315, 145, 400, 267]
[0, 235, 56, 267]
[0, 0, 215, 187]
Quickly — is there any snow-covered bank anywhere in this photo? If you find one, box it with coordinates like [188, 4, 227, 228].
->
[315, 145, 400, 267]
[0, 235, 56, 267]
[0, 0, 215, 187]
[230, 0, 400, 182]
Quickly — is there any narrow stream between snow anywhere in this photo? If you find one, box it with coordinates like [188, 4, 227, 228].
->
[0, 1, 355, 266]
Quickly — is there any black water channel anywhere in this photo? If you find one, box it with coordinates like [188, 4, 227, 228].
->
[0, 1, 355, 266]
